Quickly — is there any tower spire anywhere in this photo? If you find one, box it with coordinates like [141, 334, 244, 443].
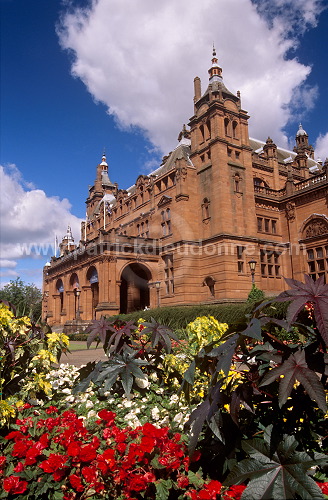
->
[208, 45, 222, 82]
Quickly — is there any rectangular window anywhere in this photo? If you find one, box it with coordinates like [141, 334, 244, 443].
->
[272, 220, 277, 234]
[307, 245, 328, 282]
[261, 250, 281, 278]
[237, 246, 245, 274]
[163, 254, 174, 294]
[257, 217, 263, 232]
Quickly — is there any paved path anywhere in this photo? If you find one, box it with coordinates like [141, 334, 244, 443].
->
[58, 342, 108, 367]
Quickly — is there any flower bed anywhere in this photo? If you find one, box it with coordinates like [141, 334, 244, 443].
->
[1, 275, 328, 499]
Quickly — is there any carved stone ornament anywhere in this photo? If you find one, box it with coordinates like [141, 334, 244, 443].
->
[176, 166, 187, 182]
[285, 201, 296, 221]
[304, 219, 328, 239]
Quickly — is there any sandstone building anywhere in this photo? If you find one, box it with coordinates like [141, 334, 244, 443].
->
[42, 50, 328, 328]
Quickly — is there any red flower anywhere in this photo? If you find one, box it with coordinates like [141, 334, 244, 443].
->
[39, 454, 67, 473]
[97, 409, 116, 424]
[14, 462, 24, 473]
[80, 443, 98, 462]
[223, 485, 246, 500]
[316, 482, 328, 495]
[3, 476, 28, 495]
[67, 441, 81, 458]
[46, 406, 58, 414]
[82, 465, 97, 483]
[177, 474, 189, 488]
[53, 469, 68, 482]
[0, 456, 6, 468]
[12, 439, 33, 458]
[69, 473, 84, 492]
[128, 474, 148, 492]
[97, 448, 116, 474]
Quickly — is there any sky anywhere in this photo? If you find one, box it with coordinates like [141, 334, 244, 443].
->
[1, 0, 328, 290]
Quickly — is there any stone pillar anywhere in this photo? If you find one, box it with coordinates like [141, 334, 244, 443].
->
[66, 290, 75, 321]
[82, 285, 92, 321]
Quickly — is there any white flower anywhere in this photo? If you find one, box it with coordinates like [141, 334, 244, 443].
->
[135, 376, 150, 389]
[173, 412, 184, 424]
[61, 388, 71, 394]
[65, 395, 75, 402]
[87, 410, 97, 419]
[169, 395, 179, 404]
[151, 407, 160, 421]
[85, 400, 94, 409]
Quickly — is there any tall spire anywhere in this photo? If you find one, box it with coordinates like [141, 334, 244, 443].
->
[208, 45, 222, 82]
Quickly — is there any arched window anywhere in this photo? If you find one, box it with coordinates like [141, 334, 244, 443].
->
[253, 177, 269, 192]
[56, 279, 64, 312]
[202, 198, 210, 219]
[234, 173, 241, 192]
[224, 118, 230, 136]
[203, 276, 215, 297]
[206, 119, 211, 140]
[232, 120, 238, 138]
[200, 124, 205, 142]
[302, 217, 328, 283]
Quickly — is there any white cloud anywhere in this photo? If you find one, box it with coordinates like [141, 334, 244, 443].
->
[57, 0, 325, 155]
[0, 165, 82, 284]
[315, 133, 328, 161]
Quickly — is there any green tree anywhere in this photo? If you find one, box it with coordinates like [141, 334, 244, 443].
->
[0, 277, 42, 322]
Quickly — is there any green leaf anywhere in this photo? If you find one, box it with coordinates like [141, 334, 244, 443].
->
[259, 349, 327, 412]
[241, 318, 263, 341]
[155, 479, 173, 500]
[224, 430, 327, 500]
[208, 334, 238, 376]
[188, 470, 205, 488]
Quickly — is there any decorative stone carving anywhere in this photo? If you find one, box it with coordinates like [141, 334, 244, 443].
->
[304, 219, 328, 239]
[176, 166, 187, 181]
[285, 201, 296, 221]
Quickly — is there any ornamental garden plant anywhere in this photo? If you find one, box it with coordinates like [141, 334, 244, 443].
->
[0, 275, 327, 499]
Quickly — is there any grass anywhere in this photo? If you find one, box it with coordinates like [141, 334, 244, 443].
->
[68, 341, 102, 351]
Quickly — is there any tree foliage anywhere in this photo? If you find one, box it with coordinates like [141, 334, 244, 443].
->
[0, 278, 42, 322]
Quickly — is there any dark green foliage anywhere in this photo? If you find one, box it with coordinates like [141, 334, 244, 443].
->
[224, 426, 327, 500]
[0, 277, 42, 322]
[178, 275, 328, 498]
[106, 301, 289, 330]
[107, 303, 253, 330]
[67, 332, 88, 341]
[247, 284, 265, 303]
[73, 317, 178, 398]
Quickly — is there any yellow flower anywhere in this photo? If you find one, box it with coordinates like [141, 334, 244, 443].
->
[33, 373, 52, 394]
[46, 332, 69, 347]
[32, 349, 57, 364]
[0, 399, 16, 425]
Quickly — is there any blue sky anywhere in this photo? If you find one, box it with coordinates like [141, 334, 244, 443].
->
[1, 0, 328, 289]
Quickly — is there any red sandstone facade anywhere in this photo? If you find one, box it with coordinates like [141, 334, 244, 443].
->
[42, 51, 328, 329]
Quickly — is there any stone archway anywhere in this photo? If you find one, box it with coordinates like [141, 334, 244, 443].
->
[120, 263, 151, 314]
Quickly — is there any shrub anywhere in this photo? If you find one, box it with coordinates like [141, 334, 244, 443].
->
[246, 284, 265, 303]
[0, 303, 69, 423]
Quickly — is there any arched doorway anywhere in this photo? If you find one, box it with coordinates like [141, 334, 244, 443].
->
[86, 267, 99, 319]
[120, 263, 151, 313]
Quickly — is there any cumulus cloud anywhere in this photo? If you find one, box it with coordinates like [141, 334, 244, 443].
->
[57, 0, 325, 154]
[315, 133, 328, 161]
[0, 164, 82, 283]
